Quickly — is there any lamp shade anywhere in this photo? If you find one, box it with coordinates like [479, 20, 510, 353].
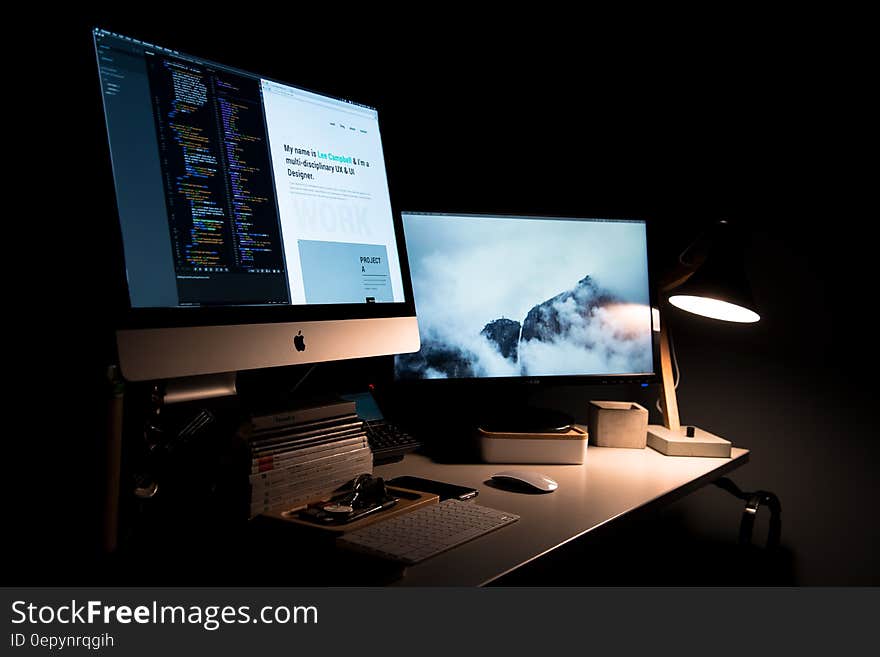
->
[668, 223, 760, 323]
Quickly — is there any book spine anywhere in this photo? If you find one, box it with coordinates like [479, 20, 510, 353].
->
[249, 460, 372, 517]
[249, 427, 365, 460]
[249, 401, 357, 431]
[250, 435, 368, 474]
[248, 414, 360, 443]
[248, 420, 363, 452]
[249, 450, 372, 501]
[250, 444, 370, 485]
[250, 468, 370, 516]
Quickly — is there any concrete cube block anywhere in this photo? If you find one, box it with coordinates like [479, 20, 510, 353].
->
[588, 401, 649, 449]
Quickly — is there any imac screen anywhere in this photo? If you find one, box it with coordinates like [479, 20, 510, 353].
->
[95, 29, 405, 309]
[396, 213, 653, 379]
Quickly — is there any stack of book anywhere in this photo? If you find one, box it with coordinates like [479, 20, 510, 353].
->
[244, 398, 372, 517]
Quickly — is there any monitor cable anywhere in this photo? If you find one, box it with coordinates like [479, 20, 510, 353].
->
[288, 363, 318, 396]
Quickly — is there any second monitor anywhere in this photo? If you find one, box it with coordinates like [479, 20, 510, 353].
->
[396, 212, 655, 382]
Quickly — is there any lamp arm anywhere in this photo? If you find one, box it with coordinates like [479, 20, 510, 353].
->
[658, 311, 681, 432]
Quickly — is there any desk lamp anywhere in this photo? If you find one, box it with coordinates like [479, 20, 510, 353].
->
[647, 220, 760, 457]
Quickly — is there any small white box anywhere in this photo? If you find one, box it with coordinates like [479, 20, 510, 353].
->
[478, 426, 588, 464]
[588, 401, 649, 449]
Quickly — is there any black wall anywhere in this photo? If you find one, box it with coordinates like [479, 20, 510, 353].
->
[10, 8, 874, 584]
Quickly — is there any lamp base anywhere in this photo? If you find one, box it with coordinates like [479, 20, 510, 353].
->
[646, 425, 732, 458]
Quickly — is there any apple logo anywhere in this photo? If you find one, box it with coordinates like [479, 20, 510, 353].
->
[293, 330, 306, 352]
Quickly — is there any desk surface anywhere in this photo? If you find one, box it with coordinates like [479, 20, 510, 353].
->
[374, 446, 749, 586]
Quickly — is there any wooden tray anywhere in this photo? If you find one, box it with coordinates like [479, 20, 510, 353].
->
[259, 486, 439, 534]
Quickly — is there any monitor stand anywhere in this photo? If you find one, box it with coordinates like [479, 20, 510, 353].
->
[478, 406, 574, 434]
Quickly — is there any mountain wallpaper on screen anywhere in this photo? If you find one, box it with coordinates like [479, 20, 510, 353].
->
[396, 274, 652, 379]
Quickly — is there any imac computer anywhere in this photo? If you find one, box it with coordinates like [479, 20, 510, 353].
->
[94, 29, 419, 384]
[395, 212, 656, 430]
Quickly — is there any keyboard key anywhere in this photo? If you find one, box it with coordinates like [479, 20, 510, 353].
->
[337, 500, 519, 564]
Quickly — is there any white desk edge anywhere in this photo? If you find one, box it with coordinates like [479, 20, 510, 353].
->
[374, 446, 750, 586]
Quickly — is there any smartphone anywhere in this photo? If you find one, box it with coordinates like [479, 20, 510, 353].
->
[387, 476, 478, 501]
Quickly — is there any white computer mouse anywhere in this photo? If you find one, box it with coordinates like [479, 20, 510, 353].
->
[491, 470, 558, 493]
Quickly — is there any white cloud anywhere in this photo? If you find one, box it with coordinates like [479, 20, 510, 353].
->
[519, 303, 653, 376]
[423, 368, 448, 379]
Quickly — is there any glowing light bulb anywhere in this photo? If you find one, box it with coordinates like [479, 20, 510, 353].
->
[668, 295, 760, 323]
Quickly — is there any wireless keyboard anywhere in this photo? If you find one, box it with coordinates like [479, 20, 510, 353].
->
[337, 499, 519, 564]
[365, 419, 422, 464]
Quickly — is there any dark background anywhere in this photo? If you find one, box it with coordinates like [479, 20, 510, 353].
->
[8, 7, 874, 584]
